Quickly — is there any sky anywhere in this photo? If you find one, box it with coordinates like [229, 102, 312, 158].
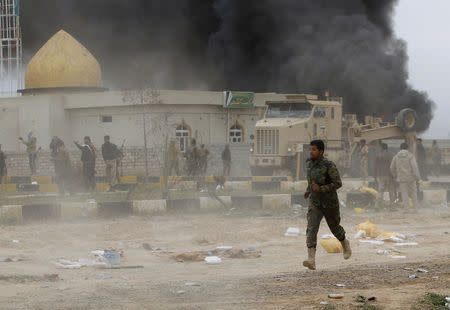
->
[394, 0, 450, 138]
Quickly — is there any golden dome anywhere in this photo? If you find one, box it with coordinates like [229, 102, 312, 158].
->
[25, 30, 102, 89]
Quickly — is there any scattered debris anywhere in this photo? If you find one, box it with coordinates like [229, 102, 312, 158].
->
[320, 238, 343, 253]
[392, 242, 418, 247]
[284, 227, 300, 237]
[328, 294, 344, 299]
[176, 290, 185, 295]
[142, 243, 152, 251]
[417, 268, 428, 273]
[174, 247, 261, 262]
[432, 276, 439, 280]
[320, 301, 328, 305]
[205, 256, 222, 264]
[43, 274, 59, 281]
[408, 274, 419, 279]
[335, 283, 346, 287]
[175, 252, 206, 262]
[390, 255, 407, 259]
[185, 282, 200, 286]
[12, 240, 19, 243]
[58, 286, 69, 291]
[354, 230, 367, 239]
[358, 239, 384, 245]
[216, 246, 233, 251]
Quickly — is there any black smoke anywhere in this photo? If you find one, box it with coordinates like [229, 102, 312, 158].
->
[21, 0, 433, 131]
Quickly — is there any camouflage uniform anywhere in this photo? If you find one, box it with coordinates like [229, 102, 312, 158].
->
[306, 157, 346, 248]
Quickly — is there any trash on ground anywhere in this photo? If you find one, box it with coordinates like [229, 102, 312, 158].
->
[335, 283, 346, 287]
[356, 221, 378, 238]
[359, 239, 384, 245]
[54, 259, 82, 269]
[408, 274, 419, 279]
[142, 243, 152, 251]
[58, 286, 69, 291]
[205, 256, 222, 264]
[174, 247, 260, 262]
[176, 290, 185, 295]
[321, 234, 334, 239]
[284, 227, 300, 237]
[432, 276, 439, 280]
[328, 294, 344, 299]
[12, 240, 19, 243]
[360, 187, 378, 197]
[376, 249, 391, 255]
[185, 282, 200, 286]
[390, 255, 407, 259]
[104, 249, 121, 265]
[417, 268, 428, 273]
[216, 246, 233, 251]
[43, 274, 59, 281]
[320, 238, 343, 253]
[392, 242, 418, 247]
[175, 252, 206, 262]
[354, 208, 365, 214]
[354, 230, 367, 239]
[320, 301, 328, 305]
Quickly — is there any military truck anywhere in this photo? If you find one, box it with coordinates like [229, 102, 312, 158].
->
[249, 94, 417, 177]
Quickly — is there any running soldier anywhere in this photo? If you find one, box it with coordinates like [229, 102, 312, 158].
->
[303, 140, 351, 270]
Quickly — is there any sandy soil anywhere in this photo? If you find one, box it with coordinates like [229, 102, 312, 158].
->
[0, 205, 448, 309]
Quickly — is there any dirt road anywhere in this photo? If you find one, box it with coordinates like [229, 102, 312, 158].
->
[0, 205, 448, 309]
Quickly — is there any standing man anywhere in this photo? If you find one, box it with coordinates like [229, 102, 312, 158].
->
[390, 143, 421, 210]
[431, 140, 441, 177]
[101, 135, 122, 190]
[19, 134, 38, 175]
[221, 144, 231, 176]
[51, 142, 72, 195]
[186, 138, 199, 176]
[303, 140, 351, 270]
[374, 143, 395, 209]
[50, 136, 64, 158]
[167, 140, 181, 176]
[416, 138, 428, 181]
[198, 144, 210, 175]
[359, 139, 369, 181]
[74, 136, 96, 192]
[0, 144, 6, 184]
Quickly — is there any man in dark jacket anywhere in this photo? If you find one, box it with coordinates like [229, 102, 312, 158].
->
[74, 136, 96, 192]
[0, 144, 6, 184]
[222, 144, 231, 176]
[375, 143, 395, 209]
[101, 135, 123, 189]
[416, 138, 428, 181]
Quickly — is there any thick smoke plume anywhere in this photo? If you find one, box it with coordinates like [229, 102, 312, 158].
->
[21, 0, 433, 131]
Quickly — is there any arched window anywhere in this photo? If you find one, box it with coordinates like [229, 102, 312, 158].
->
[230, 122, 243, 143]
[176, 122, 191, 152]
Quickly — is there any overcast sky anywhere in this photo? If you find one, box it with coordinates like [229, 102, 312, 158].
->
[395, 0, 450, 138]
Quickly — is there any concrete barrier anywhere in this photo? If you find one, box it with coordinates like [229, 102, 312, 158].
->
[22, 204, 61, 220]
[0, 205, 22, 221]
[225, 181, 252, 191]
[98, 201, 133, 217]
[166, 198, 200, 212]
[280, 181, 307, 191]
[252, 181, 280, 191]
[61, 201, 98, 219]
[262, 194, 291, 211]
[132, 200, 166, 214]
[423, 190, 447, 205]
[199, 196, 231, 211]
[230, 195, 262, 210]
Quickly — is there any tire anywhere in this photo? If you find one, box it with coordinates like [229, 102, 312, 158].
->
[250, 167, 274, 176]
[398, 108, 417, 132]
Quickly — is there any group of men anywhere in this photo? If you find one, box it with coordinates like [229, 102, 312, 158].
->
[167, 139, 232, 177]
[371, 139, 442, 210]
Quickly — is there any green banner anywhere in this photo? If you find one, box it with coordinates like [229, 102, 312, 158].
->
[225, 91, 254, 108]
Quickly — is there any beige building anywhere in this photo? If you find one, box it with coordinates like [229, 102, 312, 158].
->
[0, 30, 298, 176]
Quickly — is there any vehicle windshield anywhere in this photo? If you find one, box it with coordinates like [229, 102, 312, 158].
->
[266, 102, 312, 118]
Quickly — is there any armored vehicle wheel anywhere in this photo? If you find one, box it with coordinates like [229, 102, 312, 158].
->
[398, 108, 417, 132]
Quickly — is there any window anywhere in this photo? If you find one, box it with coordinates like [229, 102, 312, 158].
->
[101, 115, 112, 123]
[230, 123, 243, 143]
[331, 107, 335, 119]
[176, 123, 191, 152]
[313, 107, 326, 118]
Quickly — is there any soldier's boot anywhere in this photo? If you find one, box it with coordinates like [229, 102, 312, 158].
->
[302, 248, 316, 270]
[341, 239, 352, 260]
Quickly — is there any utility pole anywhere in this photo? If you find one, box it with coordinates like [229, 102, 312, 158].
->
[141, 91, 149, 179]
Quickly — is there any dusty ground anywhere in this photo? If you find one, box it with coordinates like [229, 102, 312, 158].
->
[0, 205, 448, 309]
